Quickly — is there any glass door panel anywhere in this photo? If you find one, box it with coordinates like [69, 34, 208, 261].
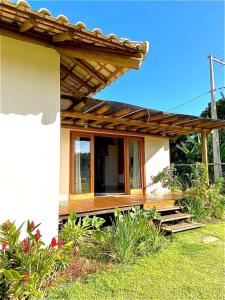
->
[129, 140, 141, 189]
[74, 136, 91, 193]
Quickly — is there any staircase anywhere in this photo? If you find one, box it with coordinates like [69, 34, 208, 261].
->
[145, 204, 204, 233]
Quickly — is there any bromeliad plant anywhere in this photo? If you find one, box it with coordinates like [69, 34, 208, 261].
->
[0, 220, 72, 299]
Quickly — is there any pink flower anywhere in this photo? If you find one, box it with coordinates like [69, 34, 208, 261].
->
[58, 240, 63, 248]
[50, 237, 57, 247]
[1, 242, 7, 251]
[22, 239, 29, 252]
[35, 229, 41, 242]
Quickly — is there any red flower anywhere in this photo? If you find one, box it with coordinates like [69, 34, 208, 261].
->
[28, 221, 35, 231]
[1, 242, 7, 251]
[22, 239, 29, 252]
[50, 237, 57, 247]
[22, 272, 30, 283]
[58, 240, 63, 248]
[1, 220, 10, 230]
[35, 229, 41, 242]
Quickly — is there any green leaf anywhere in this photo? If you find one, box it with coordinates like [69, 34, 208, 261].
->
[1, 269, 23, 281]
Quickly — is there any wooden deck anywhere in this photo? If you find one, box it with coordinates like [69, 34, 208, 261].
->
[59, 192, 183, 219]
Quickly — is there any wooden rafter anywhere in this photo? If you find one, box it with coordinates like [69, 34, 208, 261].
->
[19, 18, 36, 32]
[53, 30, 74, 42]
[130, 110, 146, 120]
[71, 100, 87, 111]
[159, 115, 179, 124]
[61, 65, 96, 93]
[74, 59, 108, 85]
[61, 111, 209, 133]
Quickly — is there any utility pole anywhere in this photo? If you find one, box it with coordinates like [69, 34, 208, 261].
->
[208, 55, 225, 180]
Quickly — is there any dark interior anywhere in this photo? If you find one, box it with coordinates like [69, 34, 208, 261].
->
[94, 136, 125, 195]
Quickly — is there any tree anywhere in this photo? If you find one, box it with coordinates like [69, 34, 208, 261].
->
[170, 97, 225, 164]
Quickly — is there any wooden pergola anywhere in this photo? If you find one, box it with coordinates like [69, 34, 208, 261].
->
[61, 97, 225, 136]
[61, 97, 225, 168]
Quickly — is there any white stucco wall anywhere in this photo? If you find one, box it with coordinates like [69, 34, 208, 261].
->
[60, 128, 70, 198]
[0, 35, 60, 242]
[144, 136, 170, 194]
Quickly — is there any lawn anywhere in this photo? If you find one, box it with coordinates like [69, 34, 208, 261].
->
[48, 222, 224, 300]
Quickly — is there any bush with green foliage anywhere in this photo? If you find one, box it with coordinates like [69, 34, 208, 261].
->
[105, 207, 165, 264]
[152, 164, 183, 191]
[0, 220, 72, 299]
[59, 213, 105, 245]
[179, 163, 225, 221]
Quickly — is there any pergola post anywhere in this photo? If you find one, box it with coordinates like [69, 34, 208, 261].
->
[201, 131, 209, 183]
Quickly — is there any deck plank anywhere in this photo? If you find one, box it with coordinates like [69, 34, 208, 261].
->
[59, 192, 184, 217]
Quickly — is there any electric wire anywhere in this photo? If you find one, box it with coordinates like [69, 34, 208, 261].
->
[166, 86, 225, 112]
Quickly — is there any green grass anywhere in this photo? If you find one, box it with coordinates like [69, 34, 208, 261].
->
[47, 222, 225, 300]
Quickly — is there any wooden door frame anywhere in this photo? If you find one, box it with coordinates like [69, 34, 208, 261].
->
[69, 130, 145, 198]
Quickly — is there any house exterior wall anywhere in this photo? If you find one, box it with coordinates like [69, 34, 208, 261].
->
[144, 136, 170, 194]
[59, 131, 170, 197]
[60, 128, 70, 198]
[0, 35, 60, 242]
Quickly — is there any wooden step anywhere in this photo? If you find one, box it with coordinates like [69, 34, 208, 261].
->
[144, 199, 176, 210]
[161, 213, 191, 223]
[156, 205, 181, 212]
[162, 222, 205, 233]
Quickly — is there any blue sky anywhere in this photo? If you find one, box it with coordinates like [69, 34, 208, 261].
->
[26, 1, 224, 116]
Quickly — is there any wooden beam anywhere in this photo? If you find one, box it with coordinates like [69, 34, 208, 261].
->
[114, 108, 132, 118]
[19, 19, 36, 33]
[56, 45, 142, 70]
[146, 113, 165, 122]
[61, 124, 170, 139]
[61, 65, 96, 93]
[130, 110, 146, 120]
[170, 117, 193, 126]
[94, 104, 111, 115]
[60, 80, 86, 97]
[72, 100, 86, 111]
[53, 30, 74, 42]
[159, 115, 179, 124]
[74, 59, 108, 85]
[74, 119, 87, 126]
[62, 111, 208, 133]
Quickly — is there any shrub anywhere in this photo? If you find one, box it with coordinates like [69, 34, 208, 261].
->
[152, 164, 183, 191]
[0, 220, 72, 299]
[59, 213, 105, 245]
[179, 163, 225, 221]
[106, 208, 165, 264]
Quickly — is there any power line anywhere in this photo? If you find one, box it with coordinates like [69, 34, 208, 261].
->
[166, 86, 225, 112]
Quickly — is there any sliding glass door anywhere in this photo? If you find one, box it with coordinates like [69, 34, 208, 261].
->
[70, 132, 144, 198]
[70, 133, 94, 196]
